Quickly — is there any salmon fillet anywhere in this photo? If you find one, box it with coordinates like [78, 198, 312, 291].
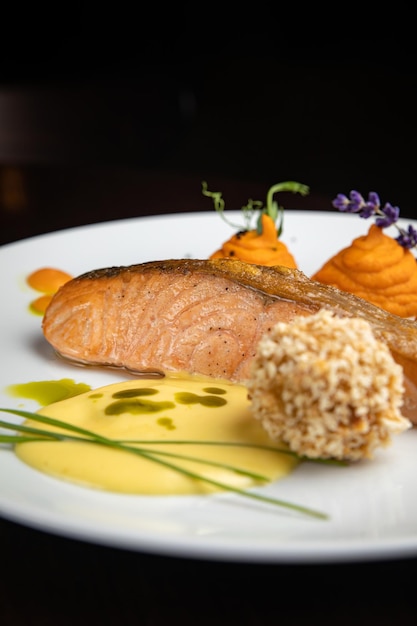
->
[42, 258, 417, 423]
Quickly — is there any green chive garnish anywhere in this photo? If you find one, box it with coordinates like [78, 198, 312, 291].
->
[0, 407, 329, 520]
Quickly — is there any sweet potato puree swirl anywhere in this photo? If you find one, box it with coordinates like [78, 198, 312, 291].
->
[209, 214, 297, 268]
[312, 224, 417, 318]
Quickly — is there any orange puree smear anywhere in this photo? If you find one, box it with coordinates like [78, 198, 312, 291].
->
[26, 267, 73, 315]
[312, 224, 417, 318]
[209, 213, 298, 268]
[29, 294, 54, 315]
[27, 267, 73, 293]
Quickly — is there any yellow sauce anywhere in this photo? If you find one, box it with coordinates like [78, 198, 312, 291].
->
[15, 375, 299, 495]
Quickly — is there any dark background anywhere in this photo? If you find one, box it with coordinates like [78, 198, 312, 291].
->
[1, 8, 416, 245]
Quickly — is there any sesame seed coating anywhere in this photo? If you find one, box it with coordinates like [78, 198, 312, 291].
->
[247, 309, 411, 461]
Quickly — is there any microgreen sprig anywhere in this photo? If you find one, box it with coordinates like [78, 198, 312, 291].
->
[333, 190, 417, 252]
[202, 181, 309, 236]
[0, 407, 329, 520]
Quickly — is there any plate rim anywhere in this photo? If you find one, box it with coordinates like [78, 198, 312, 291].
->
[1, 209, 417, 564]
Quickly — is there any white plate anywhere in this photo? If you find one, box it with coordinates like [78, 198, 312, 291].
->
[1, 210, 417, 564]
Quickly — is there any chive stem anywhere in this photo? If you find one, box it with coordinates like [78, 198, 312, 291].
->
[0, 407, 328, 520]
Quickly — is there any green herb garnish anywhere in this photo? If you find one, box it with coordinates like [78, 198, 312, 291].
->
[202, 180, 309, 236]
[0, 407, 329, 520]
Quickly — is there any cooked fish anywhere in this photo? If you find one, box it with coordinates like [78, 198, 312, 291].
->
[42, 258, 417, 423]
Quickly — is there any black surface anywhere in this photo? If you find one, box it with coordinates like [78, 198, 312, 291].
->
[2, 514, 417, 626]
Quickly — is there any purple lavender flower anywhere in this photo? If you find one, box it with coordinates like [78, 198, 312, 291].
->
[367, 192, 380, 208]
[396, 225, 417, 249]
[375, 203, 400, 228]
[332, 190, 379, 217]
[359, 203, 377, 219]
[333, 189, 417, 254]
[349, 190, 366, 212]
[332, 193, 352, 212]
[360, 191, 381, 218]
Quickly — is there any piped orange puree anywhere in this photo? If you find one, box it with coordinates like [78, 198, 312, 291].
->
[210, 213, 298, 268]
[312, 224, 417, 317]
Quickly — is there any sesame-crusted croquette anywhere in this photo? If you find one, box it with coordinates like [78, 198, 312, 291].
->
[247, 309, 411, 461]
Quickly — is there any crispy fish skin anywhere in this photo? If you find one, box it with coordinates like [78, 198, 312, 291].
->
[42, 258, 417, 422]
